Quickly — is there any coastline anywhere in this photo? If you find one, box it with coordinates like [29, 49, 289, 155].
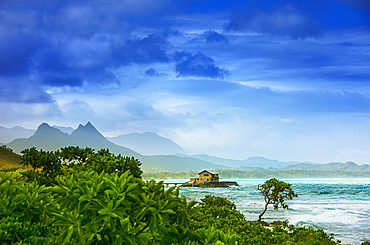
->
[177, 178, 370, 244]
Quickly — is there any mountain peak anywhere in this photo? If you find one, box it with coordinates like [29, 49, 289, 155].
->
[71, 122, 106, 141]
[76, 124, 84, 130]
[345, 161, 357, 166]
[74, 122, 97, 132]
[30, 122, 69, 141]
[35, 123, 63, 135]
[38, 122, 51, 130]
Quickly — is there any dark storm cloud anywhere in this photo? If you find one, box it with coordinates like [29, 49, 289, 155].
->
[0, 31, 47, 77]
[174, 52, 229, 79]
[204, 31, 228, 43]
[32, 49, 84, 87]
[31, 34, 170, 87]
[1, 0, 369, 105]
[0, 0, 174, 102]
[116, 35, 170, 65]
[0, 78, 53, 103]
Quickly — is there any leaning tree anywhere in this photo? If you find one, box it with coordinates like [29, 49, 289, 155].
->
[257, 178, 298, 222]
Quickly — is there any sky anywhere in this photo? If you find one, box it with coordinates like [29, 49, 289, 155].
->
[1, 0, 370, 163]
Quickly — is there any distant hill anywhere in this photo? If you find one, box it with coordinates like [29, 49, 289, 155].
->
[282, 161, 370, 172]
[241, 156, 301, 168]
[0, 146, 22, 169]
[236, 166, 275, 171]
[189, 154, 299, 168]
[140, 155, 230, 172]
[188, 154, 370, 172]
[0, 126, 35, 144]
[108, 132, 184, 155]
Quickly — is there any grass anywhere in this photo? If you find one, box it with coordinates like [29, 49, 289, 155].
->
[0, 146, 22, 170]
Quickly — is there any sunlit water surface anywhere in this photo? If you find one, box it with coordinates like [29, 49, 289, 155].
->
[165, 179, 370, 244]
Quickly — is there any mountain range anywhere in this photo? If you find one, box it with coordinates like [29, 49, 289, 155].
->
[187, 154, 302, 168]
[5, 122, 226, 172]
[0, 126, 35, 144]
[280, 161, 370, 172]
[2, 122, 370, 172]
[7, 122, 138, 157]
[1, 125, 183, 156]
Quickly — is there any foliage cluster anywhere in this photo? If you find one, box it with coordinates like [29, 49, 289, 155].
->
[0, 170, 239, 244]
[257, 178, 298, 221]
[20, 146, 143, 186]
[0, 170, 342, 245]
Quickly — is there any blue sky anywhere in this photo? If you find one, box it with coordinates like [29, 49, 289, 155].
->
[1, 0, 370, 163]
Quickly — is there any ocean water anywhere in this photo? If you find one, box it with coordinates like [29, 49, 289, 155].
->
[168, 179, 370, 244]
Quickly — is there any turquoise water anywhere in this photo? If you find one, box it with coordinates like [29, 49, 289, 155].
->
[169, 179, 370, 244]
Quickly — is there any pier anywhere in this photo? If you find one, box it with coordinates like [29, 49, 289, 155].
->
[164, 182, 183, 187]
[181, 181, 239, 188]
[164, 181, 239, 188]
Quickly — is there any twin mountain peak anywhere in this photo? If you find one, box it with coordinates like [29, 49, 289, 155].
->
[37, 122, 101, 137]
[10, 122, 183, 158]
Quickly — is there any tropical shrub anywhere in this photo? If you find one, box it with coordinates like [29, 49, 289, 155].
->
[0, 175, 55, 244]
[20, 146, 143, 185]
[0, 172, 237, 244]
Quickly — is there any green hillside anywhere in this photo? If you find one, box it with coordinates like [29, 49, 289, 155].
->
[0, 146, 22, 170]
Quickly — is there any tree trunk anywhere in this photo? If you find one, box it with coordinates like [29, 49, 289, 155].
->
[258, 203, 269, 222]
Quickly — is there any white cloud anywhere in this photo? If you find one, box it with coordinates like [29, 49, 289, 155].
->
[0, 102, 61, 128]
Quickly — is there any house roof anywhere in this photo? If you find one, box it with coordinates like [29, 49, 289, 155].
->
[198, 170, 218, 175]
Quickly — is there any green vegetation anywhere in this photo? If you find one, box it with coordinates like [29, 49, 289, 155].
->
[257, 178, 298, 222]
[0, 146, 357, 244]
[143, 169, 370, 180]
[0, 172, 340, 244]
[0, 145, 22, 171]
[19, 146, 142, 186]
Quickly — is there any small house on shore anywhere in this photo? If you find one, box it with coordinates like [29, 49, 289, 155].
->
[181, 170, 239, 188]
[190, 170, 219, 184]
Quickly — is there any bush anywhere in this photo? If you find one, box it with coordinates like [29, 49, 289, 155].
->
[20, 147, 143, 186]
[0, 172, 237, 244]
[189, 195, 339, 244]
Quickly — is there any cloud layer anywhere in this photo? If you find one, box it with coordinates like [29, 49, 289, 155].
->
[1, 0, 370, 163]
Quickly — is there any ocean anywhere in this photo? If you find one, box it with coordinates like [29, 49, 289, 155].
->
[168, 179, 370, 244]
